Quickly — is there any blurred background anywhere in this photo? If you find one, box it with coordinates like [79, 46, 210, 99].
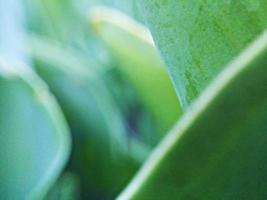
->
[0, 0, 182, 199]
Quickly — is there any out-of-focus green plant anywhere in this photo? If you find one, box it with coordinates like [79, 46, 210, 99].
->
[2, 0, 267, 199]
[21, 0, 153, 199]
[0, 59, 70, 200]
[28, 36, 149, 199]
[22, 0, 157, 199]
[89, 6, 182, 141]
[0, 0, 70, 199]
[46, 172, 80, 200]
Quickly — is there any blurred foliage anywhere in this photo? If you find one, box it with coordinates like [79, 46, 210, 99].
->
[0, 0, 181, 199]
[46, 172, 81, 200]
[2, 0, 264, 200]
[89, 7, 182, 141]
[0, 58, 70, 200]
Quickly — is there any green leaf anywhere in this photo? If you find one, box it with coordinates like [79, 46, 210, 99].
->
[28, 37, 149, 199]
[89, 6, 182, 137]
[28, 36, 129, 156]
[117, 30, 267, 200]
[45, 172, 81, 200]
[138, 0, 267, 108]
[0, 59, 70, 199]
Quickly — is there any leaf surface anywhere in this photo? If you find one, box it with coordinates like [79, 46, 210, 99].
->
[138, 0, 267, 108]
[118, 31, 267, 200]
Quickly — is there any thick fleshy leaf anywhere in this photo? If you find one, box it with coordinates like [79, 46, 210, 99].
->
[89, 7, 182, 137]
[0, 59, 70, 199]
[138, 0, 267, 108]
[118, 31, 267, 200]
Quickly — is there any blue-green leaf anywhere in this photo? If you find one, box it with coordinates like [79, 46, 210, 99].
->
[0, 59, 70, 199]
